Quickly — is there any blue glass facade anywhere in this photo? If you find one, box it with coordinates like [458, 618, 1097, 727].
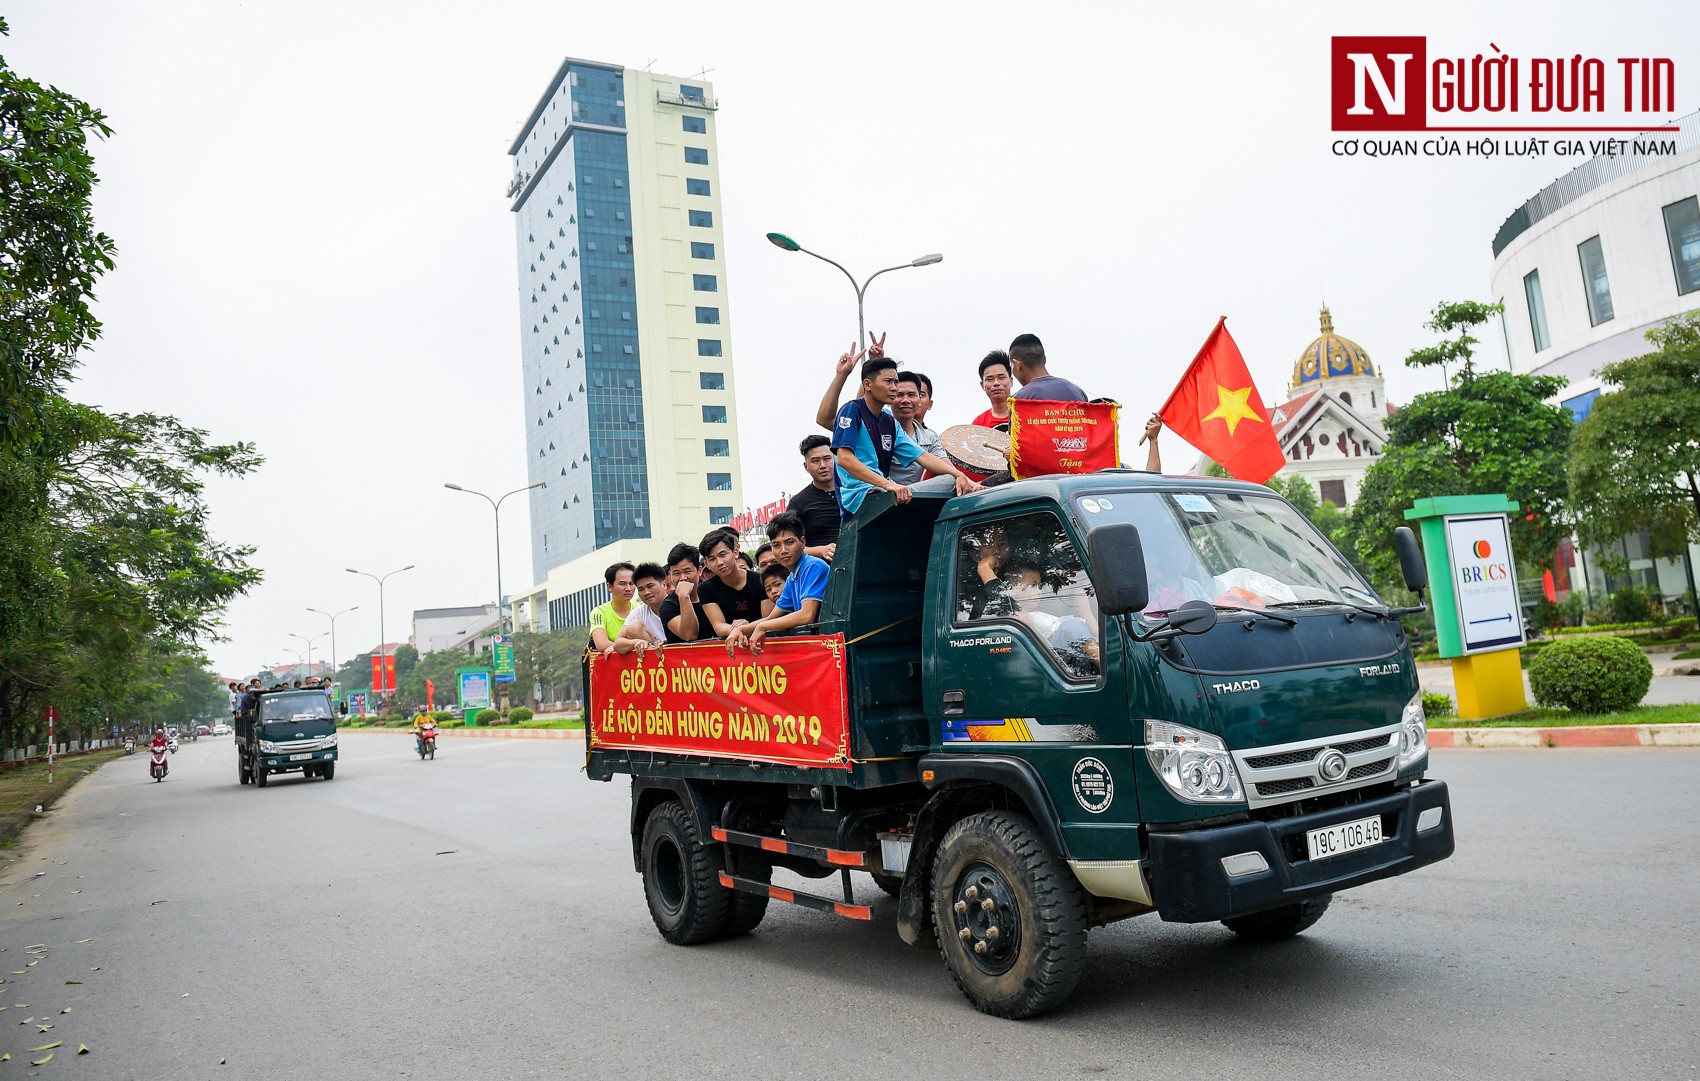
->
[568, 68, 650, 549]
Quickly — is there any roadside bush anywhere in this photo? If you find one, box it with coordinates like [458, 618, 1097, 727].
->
[385, 718, 411, 728]
[1665, 617, 1697, 639]
[1421, 691, 1454, 717]
[507, 707, 533, 723]
[430, 711, 455, 723]
[1609, 587, 1652, 625]
[475, 709, 501, 726]
[1528, 636, 1653, 713]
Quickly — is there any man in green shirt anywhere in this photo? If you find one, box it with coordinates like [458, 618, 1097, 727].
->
[588, 562, 637, 653]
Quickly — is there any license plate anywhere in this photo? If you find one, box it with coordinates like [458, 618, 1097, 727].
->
[1306, 815, 1384, 861]
[289, 753, 312, 761]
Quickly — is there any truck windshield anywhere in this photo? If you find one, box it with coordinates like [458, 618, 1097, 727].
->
[1076, 490, 1380, 614]
[260, 694, 334, 722]
[260, 717, 337, 739]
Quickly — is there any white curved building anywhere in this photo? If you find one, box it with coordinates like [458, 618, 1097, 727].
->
[1490, 111, 1700, 419]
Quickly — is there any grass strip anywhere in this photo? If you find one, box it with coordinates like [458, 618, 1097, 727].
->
[1431, 703, 1700, 728]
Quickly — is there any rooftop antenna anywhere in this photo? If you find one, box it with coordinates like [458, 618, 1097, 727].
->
[692, 67, 715, 79]
[642, 58, 658, 71]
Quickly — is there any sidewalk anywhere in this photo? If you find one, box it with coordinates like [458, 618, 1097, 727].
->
[1430, 723, 1700, 748]
[343, 726, 584, 740]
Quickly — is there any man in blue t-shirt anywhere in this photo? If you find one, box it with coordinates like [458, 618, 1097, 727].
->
[831, 356, 980, 515]
[725, 512, 831, 657]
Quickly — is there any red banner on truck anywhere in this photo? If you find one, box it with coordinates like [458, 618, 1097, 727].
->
[589, 635, 850, 769]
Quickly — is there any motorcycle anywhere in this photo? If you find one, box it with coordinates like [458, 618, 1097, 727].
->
[416, 725, 437, 761]
[167, 737, 180, 754]
[149, 745, 169, 782]
[123, 736, 136, 755]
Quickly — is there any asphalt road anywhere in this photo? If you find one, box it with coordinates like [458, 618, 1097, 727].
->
[1, 734, 1695, 1080]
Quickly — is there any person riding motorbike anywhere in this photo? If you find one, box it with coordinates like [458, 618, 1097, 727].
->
[151, 728, 168, 753]
[412, 710, 438, 757]
[149, 728, 170, 779]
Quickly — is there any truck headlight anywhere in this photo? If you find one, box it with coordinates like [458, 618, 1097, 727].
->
[1145, 720, 1243, 803]
[1397, 693, 1428, 771]
[258, 740, 278, 753]
[323, 734, 337, 748]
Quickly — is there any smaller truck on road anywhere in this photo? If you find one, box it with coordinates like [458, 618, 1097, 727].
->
[235, 688, 339, 787]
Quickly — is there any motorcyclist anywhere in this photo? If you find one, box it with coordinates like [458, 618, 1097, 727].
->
[151, 728, 168, 753]
[412, 710, 438, 756]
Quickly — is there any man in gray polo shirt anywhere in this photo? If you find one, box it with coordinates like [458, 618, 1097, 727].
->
[890, 370, 943, 485]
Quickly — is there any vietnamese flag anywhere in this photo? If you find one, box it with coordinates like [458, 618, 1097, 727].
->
[1158, 317, 1285, 484]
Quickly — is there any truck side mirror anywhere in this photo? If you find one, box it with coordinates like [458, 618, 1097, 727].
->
[1087, 522, 1149, 616]
[1167, 599, 1218, 635]
[1394, 527, 1428, 593]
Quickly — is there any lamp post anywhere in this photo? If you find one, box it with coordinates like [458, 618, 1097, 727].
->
[347, 564, 414, 697]
[764, 232, 942, 347]
[306, 605, 359, 672]
[444, 482, 543, 638]
[287, 631, 328, 679]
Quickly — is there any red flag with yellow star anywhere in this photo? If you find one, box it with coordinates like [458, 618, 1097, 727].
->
[1159, 317, 1285, 484]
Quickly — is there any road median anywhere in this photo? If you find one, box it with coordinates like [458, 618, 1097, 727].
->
[1430, 723, 1700, 748]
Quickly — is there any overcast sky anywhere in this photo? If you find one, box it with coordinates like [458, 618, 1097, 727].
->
[7, 0, 1693, 680]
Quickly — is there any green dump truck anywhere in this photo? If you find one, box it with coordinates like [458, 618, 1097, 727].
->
[236, 687, 340, 787]
[585, 472, 1453, 1018]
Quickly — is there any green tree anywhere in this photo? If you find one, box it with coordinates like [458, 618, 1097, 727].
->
[0, 19, 116, 451]
[1350, 301, 1572, 587]
[1568, 314, 1700, 561]
[513, 628, 589, 709]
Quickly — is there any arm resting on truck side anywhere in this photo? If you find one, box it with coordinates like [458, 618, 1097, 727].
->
[726, 599, 821, 656]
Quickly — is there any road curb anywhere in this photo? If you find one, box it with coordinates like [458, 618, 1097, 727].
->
[1430, 723, 1700, 748]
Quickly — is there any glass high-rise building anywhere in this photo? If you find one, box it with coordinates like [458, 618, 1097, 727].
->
[507, 58, 742, 628]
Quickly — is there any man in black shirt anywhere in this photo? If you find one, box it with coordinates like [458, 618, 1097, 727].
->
[695, 528, 771, 637]
[658, 542, 713, 643]
[786, 434, 841, 562]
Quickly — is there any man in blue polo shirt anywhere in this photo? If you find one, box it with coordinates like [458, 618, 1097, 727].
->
[725, 512, 831, 657]
[831, 356, 980, 515]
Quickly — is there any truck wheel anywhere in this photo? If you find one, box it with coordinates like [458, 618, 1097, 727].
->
[321, 763, 335, 780]
[238, 761, 250, 785]
[721, 849, 771, 937]
[640, 801, 729, 945]
[931, 810, 1088, 1019]
[872, 872, 904, 898]
[254, 767, 268, 788]
[1221, 895, 1332, 940]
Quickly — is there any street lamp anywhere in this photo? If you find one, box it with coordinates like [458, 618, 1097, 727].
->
[765, 231, 943, 347]
[287, 631, 328, 679]
[444, 482, 544, 638]
[347, 564, 414, 697]
[306, 605, 359, 672]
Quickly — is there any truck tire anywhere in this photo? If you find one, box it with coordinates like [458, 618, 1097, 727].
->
[721, 849, 771, 937]
[1221, 895, 1332, 940]
[641, 801, 729, 945]
[930, 810, 1088, 1019]
[254, 766, 268, 788]
[322, 763, 335, 780]
[872, 872, 904, 898]
[238, 760, 249, 785]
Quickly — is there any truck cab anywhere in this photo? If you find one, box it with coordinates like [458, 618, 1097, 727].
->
[589, 471, 1452, 1018]
[236, 688, 339, 787]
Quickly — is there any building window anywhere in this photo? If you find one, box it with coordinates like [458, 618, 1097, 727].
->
[1577, 235, 1614, 325]
[693, 274, 717, 292]
[707, 472, 732, 490]
[682, 115, 706, 133]
[695, 306, 720, 324]
[697, 339, 722, 357]
[680, 84, 705, 101]
[1319, 479, 1347, 507]
[705, 439, 730, 457]
[688, 210, 713, 228]
[702, 405, 727, 423]
[684, 147, 709, 165]
[1523, 269, 1550, 352]
[691, 242, 715, 259]
[1663, 197, 1700, 296]
[709, 506, 733, 525]
[686, 178, 711, 196]
[699, 372, 725, 390]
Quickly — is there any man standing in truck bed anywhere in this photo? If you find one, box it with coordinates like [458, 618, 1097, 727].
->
[831, 356, 979, 514]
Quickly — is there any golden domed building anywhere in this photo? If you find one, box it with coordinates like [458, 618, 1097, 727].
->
[1267, 306, 1393, 506]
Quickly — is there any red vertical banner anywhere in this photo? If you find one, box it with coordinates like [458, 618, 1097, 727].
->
[371, 654, 382, 691]
[384, 655, 397, 692]
[426, 678, 436, 709]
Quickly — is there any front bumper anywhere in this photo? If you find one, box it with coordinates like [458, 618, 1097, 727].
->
[260, 750, 338, 769]
[1146, 779, 1453, 923]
